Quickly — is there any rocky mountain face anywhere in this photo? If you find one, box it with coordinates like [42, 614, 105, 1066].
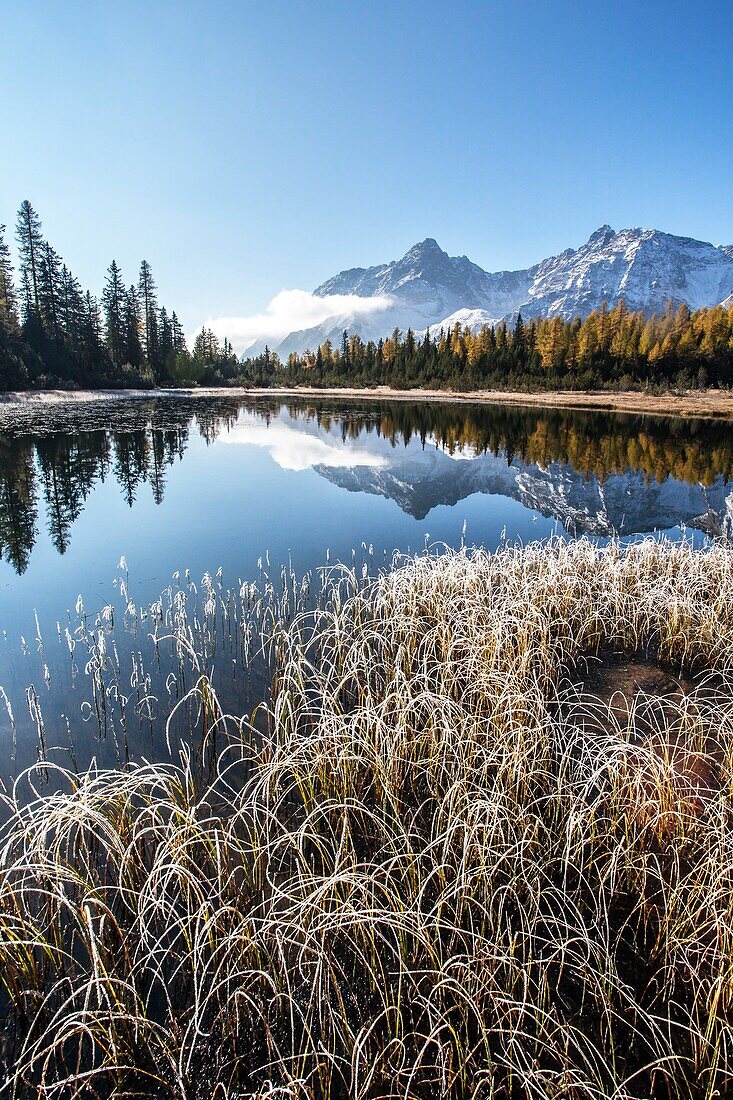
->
[315, 237, 532, 320]
[272, 227, 733, 357]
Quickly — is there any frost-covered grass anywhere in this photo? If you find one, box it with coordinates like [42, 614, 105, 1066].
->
[2, 538, 733, 1098]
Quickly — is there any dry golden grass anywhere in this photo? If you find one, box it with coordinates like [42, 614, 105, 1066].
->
[2, 538, 733, 1098]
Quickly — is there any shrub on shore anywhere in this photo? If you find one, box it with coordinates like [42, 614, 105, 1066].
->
[2, 538, 733, 1098]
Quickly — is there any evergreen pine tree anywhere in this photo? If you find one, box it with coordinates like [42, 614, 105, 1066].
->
[15, 200, 44, 320]
[85, 292, 103, 349]
[138, 260, 159, 373]
[102, 260, 127, 366]
[158, 306, 173, 366]
[171, 311, 186, 350]
[59, 266, 85, 349]
[513, 312, 525, 349]
[38, 242, 62, 339]
[124, 285, 144, 369]
[0, 224, 19, 332]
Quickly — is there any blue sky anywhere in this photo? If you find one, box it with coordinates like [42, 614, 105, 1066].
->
[4, 0, 733, 333]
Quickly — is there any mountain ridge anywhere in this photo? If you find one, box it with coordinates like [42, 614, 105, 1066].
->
[265, 225, 733, 359]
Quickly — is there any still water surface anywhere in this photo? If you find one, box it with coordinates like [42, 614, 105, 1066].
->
[0, 394, 730, 777]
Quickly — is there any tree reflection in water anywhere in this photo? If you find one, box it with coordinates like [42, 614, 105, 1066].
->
[1, 394, 732, 574]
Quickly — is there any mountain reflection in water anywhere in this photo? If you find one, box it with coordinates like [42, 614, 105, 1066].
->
[0, 394, 732, 576]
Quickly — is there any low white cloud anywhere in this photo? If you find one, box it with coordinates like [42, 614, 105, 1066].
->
[195, 289, 393, 356]
[218, 416, 388, 472]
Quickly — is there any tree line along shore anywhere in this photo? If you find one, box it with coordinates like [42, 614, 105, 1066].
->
[2, 200, 733, 395]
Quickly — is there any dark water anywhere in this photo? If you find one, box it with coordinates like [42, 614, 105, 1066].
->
[0, 393, 731, 780]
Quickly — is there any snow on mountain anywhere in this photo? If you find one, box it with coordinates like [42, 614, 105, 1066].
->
[521, 226, 733, 318]
[269, 227, 733, 357]
[270, 238, 532, 357]
[315, 237, 532, 317]
[423, 307, 504, 337]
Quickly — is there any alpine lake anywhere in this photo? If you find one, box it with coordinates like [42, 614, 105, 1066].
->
[0, 391, 731, 782]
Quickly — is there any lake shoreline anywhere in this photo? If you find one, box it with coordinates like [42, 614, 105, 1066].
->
[2, 384, 733, 420]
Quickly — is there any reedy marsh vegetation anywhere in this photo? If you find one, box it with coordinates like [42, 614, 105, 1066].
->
[2, 537, 733, 1097]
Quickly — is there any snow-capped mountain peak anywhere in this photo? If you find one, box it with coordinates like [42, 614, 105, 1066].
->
[401, 236, 445, 261]
[268, 224, 733, 358]
[586, 224, 615, 247]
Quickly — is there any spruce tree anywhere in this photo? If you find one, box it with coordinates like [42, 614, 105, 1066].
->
[171, 311, 186, 350]
[59, 266, 84, 349]
[85, 292, 103, 349]
[102, 260, 127, 366]
[38, 242, 62, 339]
[15, 200, 44, 319]
[19, 270, 33, 325]
[158, 306, 173, 367]
[138, 260, 159, 372]
[124, 285, 143, 369]
[0, 224, 19, 332]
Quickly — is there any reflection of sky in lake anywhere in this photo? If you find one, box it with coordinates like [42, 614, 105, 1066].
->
[218, 412, 390, 470]
[0, 403, 566, 646]
[0, 394, 724, 773]
[1, 396, 725, 645]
